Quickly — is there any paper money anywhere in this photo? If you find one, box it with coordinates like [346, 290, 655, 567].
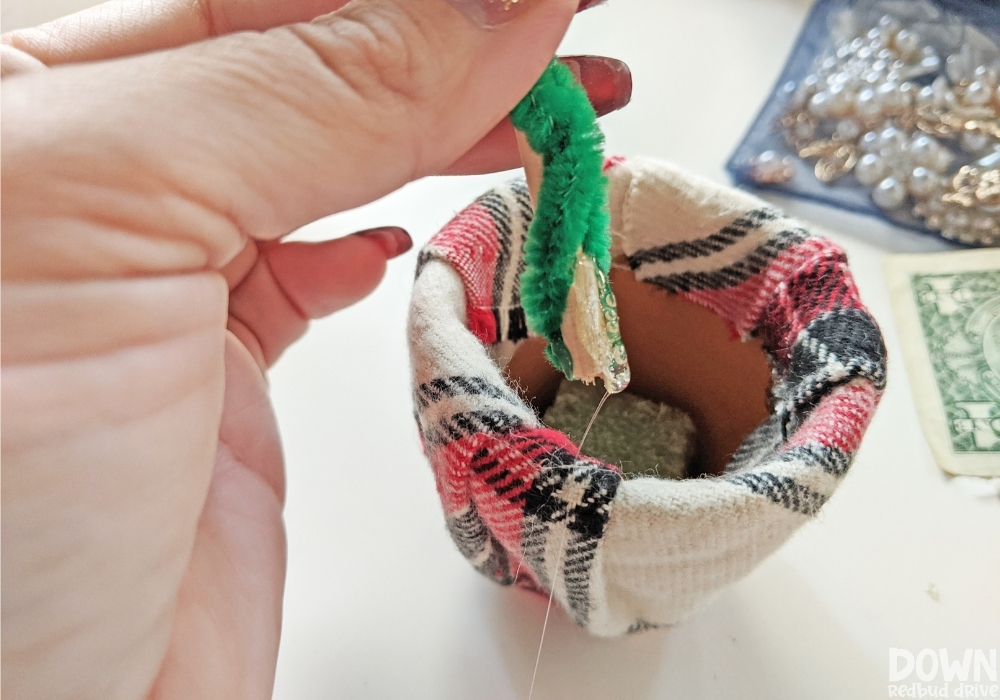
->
[884, 249, 1000, 477]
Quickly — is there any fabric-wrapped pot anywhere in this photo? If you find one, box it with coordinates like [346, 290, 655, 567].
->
[408, 156, 887, 637]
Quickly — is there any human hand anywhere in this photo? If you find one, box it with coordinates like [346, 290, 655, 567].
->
[0, 0, 630, 698]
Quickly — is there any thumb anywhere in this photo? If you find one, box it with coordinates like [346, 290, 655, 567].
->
[1, 0, 577, 278]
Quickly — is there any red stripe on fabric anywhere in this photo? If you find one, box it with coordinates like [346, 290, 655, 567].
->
[428, 202, 500, 341]
[786, 382, 881, 454]
[432, 436, 484, 515]
[467, 308, 497, 345]
[680, 237, 864, 361]
[471, 428, 582, 555]
[431, 426, 597, 559]
[604, 155, 627, 171]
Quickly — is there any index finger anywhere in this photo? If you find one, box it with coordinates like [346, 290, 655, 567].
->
[1, 0, 604, 68]
[1, 0, 349, 66]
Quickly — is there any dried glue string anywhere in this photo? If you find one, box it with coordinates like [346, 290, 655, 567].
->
[510, 59, 630, 395]
[513, 61, 629, 700]
[524, 388, 609, 700]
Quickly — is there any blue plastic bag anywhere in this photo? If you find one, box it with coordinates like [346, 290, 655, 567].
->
[727, 0, 1000, 247]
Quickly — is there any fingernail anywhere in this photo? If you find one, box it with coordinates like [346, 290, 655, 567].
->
[560, 56, 632, 116]
[355, 227, 413, 259]
[577, 0, 608, 11]
[442, 0, 537, 28]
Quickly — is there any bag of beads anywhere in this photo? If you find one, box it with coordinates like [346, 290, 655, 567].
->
[727, 0, 1000, 247]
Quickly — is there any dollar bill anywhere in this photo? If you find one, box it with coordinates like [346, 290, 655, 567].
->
[884, 249, 1000, 477]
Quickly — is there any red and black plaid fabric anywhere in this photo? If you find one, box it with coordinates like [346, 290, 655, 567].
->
[408, 156, 886, 636]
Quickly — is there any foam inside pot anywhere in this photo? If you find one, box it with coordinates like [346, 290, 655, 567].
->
[504, 267, 773, 476]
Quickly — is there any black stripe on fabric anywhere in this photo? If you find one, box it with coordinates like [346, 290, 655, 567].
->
[479, 189, 515, 317]
[785, 308, 887, 394]
[507, 307, 529, 343]
[422, 409, 525, 450]
[510, 178, 533, 227]
[447, 504, 489, 562]
[415, 375, 522, 410]
[476, 535, 514, 586]
[642, 226, 809, 293]
[726, 471, 828, 515]
[518, 462, 620, 627]
[725, 414, 783, 473]
[772, 309, 887, 436]
[522, 465, 620, 538]
[627, 619, 665, 634]
[562, 536, 599, 626]
[627, 208, 781, 269]
[414, 249, 436, 279]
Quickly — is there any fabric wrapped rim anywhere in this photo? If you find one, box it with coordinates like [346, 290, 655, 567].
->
[408, 156, 887, 636]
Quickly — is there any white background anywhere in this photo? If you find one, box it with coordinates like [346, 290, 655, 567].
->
[4, 0, 999, 698]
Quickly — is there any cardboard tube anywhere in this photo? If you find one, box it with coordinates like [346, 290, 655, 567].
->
[515, 129, 544, 206]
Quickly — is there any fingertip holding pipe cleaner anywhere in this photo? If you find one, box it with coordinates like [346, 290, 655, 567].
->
[510, 59, 630, 394]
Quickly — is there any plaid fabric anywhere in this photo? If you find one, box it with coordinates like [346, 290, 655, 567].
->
[408, 156, 887, 636]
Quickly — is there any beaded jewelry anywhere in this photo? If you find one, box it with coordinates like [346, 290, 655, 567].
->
[730, 0, 1000, 245]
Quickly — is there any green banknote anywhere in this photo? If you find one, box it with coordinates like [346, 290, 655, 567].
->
[885, 250, 1000, 477]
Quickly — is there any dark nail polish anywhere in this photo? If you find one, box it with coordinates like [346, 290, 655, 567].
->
[577, 0, 608, 11]
[442, 0, 536, 29]
[356, 227, 412, 259]
[560, 55, 632, 116]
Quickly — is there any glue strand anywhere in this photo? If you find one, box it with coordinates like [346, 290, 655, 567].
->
[526, 390, 609, 699]
[578, 390, 610, 453]
[527, 522, 569, 700]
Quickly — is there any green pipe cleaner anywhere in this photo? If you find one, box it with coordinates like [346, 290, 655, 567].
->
[509, 58, 612, 375]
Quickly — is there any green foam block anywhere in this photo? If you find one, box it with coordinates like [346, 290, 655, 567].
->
[542, 380, 696, 480]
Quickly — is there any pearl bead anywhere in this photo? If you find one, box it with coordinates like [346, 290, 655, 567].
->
[908, 167, 937, 198]
[876, 81, 910, 113]
[931, 147, 955, 174]
[946, 46, 974, 83]
[894, 29, 921, 58]
[873, 177, 907, 209]
[965, 81, 992, 106]
[859, 131, 880, 152]
[961, 131, 990, 153]
[979, 63, 1000, 86]
[916, 85, 936, 109]
[750, 150, 795, 184]
[978, 148, 1000, 169]
[877, 126, 907, 155]
[827, 83, 852, 115]
[855, 88, 881, 119]
[855, 153, 889, 186]
[918, 54, 941, 74]
[878, 15, 901, 35]
[809, 91, 832, 118]
[909, 135, 939, 167]
[836, 118, 861, 141]
[792, 120, 815, 140]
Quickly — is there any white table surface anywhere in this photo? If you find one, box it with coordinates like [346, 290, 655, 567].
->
[4, 1, 999, 698]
